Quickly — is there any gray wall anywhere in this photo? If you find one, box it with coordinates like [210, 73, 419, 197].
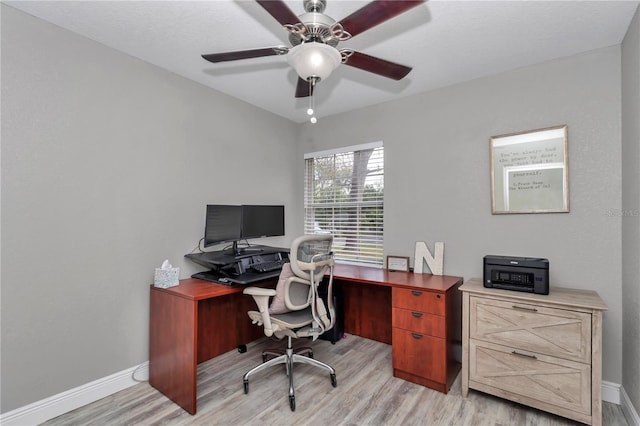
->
[298, 47, 624, 384]
[1, 5, 298, 412]
[622, 5, 640, 417]
[2, 2, 638, 418]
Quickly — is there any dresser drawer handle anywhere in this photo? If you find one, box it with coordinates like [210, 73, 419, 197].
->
[512, 305, 538, 313]
[511, 350, 537, 360]
[411, 312, 423, 318]
[411, 290, 422, 296]
[411, 333, 423, 339]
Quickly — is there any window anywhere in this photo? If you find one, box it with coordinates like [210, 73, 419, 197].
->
[304, 142, 384, 266]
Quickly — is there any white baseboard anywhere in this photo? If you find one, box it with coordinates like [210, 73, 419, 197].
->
[603, 380, 621, 404]
[0, 367, 633, 425]
[0, 362, 149, 426]
[622, 386, 640, 426]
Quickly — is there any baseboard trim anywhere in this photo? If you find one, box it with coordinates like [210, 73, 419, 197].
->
[603, 380, 621, 404]
[0, 362, 149, 426]
[621, 386, 640, 426]
[0, 367, 631, 425]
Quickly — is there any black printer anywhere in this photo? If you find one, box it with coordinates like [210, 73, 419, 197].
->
[483, 255, 549, 295]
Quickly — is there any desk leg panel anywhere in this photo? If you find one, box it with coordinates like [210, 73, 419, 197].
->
[197, 292, 262, 363]
[149, 288, 197, 414]
[236, 292, 265, 345]
[340, 280, 392, 344]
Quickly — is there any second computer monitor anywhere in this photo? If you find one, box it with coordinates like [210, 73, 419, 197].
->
[241, 205, 285, 240]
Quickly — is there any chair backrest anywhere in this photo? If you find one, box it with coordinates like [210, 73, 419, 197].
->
[289, 234, 334, 282]
[288, 234, 335, 335]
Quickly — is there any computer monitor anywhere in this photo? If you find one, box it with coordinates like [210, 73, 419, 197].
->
[204, 205, 242, 248]
[241, 205, 285, 239]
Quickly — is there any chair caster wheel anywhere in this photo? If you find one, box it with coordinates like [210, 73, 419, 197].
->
[289, 395, 296, 411]
[308, 351, 314, 359]
[262, 354, 268, 363]
[243, 379, 249, 394]
[330, 373, 337, 387]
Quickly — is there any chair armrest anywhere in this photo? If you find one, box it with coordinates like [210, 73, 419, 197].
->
[243, 287, 276, 297]
[243, 286, 277, 337]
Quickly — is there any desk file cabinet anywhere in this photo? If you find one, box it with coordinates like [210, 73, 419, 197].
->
[392, 288, 457, 392]
[460, 279, 607, 426]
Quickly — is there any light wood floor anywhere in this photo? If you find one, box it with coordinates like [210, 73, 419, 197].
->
[43, 335, 628, 425]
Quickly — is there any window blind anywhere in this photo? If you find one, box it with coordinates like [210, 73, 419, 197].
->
[304, 143, 384, 266]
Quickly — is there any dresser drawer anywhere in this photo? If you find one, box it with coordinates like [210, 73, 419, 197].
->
[470, 296, 591, 363]
[392, 307, 445, 337]
[392, 288, 445, 315]
[392, 328, 446, 383]
[469, 340, 591, 416]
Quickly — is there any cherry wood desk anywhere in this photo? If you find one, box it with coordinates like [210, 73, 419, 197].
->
[149, 279, 272, 414]
[149, 265, 462, 414]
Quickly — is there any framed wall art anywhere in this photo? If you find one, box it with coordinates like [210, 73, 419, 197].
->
[490, 125, 569, 214]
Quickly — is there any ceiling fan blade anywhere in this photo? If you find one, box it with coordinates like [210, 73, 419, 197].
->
[201, 47, 288, 63]
[338, 0, 425, 38]
[343, 51, 412, 80]
[295, 77, 314, 98]
[256, 0, 302, 26]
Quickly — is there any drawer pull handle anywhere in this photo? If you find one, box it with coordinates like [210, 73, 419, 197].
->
[411, 291, 422, 296]
[512, 305, 538, 313]
[411, 333, 423, 339]
[511, 351, 537, 360]
[411, 312, 423, 318]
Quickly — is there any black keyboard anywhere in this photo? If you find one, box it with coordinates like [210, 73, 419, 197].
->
[192, 269, 282, 285]
[251, 260, 284, 273]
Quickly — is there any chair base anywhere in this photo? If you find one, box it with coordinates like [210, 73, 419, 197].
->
[243, 336, 337, 411]
[262, 344, 312, 363]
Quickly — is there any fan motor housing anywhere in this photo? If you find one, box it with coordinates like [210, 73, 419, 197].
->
[289, 12, 338, 47]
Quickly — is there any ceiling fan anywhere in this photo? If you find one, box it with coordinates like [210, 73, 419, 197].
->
[201, 0, 425, 100]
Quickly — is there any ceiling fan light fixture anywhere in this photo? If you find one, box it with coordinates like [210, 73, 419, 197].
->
[287, 42, 341, 81]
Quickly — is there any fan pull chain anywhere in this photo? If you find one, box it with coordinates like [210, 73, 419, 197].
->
[307, 79, 314, 117]
[308, 78, 317, 124]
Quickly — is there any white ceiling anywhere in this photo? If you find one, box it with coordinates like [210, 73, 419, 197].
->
[5, 0, 639, 123]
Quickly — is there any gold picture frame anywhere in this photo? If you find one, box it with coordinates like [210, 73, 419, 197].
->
[386, 256, 410, 272]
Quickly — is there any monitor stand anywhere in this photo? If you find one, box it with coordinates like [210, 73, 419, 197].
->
[224, 241, 264, 258]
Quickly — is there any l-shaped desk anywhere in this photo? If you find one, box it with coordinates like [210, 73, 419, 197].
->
[149, 264, 463, 414]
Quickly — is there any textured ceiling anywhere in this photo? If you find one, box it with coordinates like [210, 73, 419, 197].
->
[5, 0, 639, 123]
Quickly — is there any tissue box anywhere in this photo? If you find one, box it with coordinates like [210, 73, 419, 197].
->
[154, 267, 180, 288]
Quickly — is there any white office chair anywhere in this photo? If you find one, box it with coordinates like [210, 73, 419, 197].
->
[242, 234, 337, 411]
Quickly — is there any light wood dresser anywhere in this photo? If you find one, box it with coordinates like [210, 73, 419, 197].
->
[460, 279, 607, 425]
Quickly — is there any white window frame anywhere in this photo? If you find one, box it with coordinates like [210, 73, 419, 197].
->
[304, 141, 384, 267]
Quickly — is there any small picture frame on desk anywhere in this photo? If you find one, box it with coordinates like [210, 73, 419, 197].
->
[386, 256, 410, 272]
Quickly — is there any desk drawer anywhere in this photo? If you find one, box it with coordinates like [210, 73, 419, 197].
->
[392, 328, 446, 383]
[392, 307, 445, 338]
[392, 288, 445, 315]
[470, 296, 591, 363]
[469, 340, 591, 416]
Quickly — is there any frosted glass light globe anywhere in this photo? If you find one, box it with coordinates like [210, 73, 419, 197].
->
[287, 42, 341, 81]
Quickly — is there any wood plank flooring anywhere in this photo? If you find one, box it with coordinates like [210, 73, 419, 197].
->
[42, 335, 628, 425]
